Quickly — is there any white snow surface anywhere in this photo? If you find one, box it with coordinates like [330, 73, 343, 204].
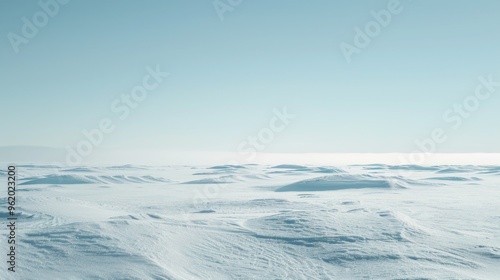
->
[1, 164, 499, 279]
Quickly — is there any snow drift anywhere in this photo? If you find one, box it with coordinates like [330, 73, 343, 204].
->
[276, 174, 409, 192]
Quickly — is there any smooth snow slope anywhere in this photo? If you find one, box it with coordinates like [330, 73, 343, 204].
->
[1, 164, 499, 279]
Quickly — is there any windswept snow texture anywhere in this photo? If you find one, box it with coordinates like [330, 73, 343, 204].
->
[2, 164, 500, 279]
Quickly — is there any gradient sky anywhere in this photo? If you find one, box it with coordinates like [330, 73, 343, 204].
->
[1, 0, 499, 154]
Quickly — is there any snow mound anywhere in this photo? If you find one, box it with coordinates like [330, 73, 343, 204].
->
[21, 175, 95, 185]
[208, 164, 246, 170]
[276, 174, 409, 192]
[244, 209, 427, 246]
[183, 175, 242, 184]
[311, 167, 345, 173]
[242, 174, 271, 180]
[192, 172, 220, 175]
[477, 166, 500, 174]
[18, 164, 60, 168]
[194, 210, 216, 214]
[61, 167, 99, 173]
[271, 164, 309, 170]
[104, 164, 147, 170]
[425, 176, 482, 181]
[387, 165, 440, 171]
[20, 174, 171, 185]
[436, 166, 477, 173]
[268, 165, 344, 174]
[23, 222, 174, 279]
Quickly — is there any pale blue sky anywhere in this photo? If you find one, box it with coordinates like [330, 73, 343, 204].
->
[1, 0, 499, 154]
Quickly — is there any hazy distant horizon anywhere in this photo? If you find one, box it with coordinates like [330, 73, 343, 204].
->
[2, 145, 500, 166]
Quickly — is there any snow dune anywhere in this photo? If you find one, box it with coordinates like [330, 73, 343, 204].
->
[425, 176, 482, 181]
[20, 174, 171, 185]
[183, 175, 242, 184]
[208, 164, 247, 170]
[276, 174, 409, 192]
[268, 164, 344, 174]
